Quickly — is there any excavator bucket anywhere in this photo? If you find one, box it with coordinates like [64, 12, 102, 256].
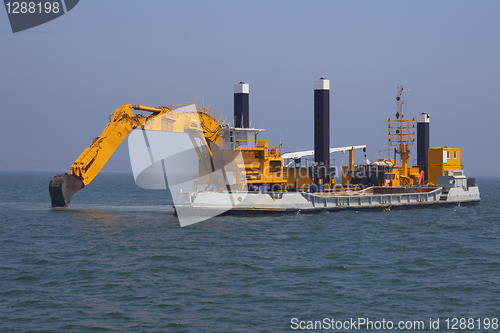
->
[49, 173, 85, 207]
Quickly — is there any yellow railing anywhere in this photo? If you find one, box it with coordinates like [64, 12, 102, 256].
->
[167, 102, 228, 127]
[234, 140, 259, 148]
[267, 146, 282, 156]
[232, 140, 282, 155]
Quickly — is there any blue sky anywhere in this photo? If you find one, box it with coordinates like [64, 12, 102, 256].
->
[1, 1, 499, 176]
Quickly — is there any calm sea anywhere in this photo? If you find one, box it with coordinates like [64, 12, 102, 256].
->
[1, 172, 500, 332]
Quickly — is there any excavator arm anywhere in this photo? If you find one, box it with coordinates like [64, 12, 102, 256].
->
[49, 103, 226, 207]
[49, 104, 170, 207]
[71, 104, 153, 186]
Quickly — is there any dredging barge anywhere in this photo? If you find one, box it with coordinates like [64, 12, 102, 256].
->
[172, 81, 479, 223]
[49, 79, 479, 225]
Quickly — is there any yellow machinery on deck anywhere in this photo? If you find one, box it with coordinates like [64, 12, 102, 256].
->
[217, 127, 287, 191]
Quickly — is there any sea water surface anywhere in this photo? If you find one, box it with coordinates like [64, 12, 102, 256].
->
[1, 172, 500, 332]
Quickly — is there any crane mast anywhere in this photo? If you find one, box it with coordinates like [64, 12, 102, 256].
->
[387, 86, 415, 181]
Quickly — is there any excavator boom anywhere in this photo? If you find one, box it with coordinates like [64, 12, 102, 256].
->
[71, 104, 151, 186]
[49, 103, 225, 207]
[49, 104, 167, 207]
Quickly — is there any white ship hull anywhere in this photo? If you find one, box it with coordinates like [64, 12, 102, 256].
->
[174, 186, 480, 216]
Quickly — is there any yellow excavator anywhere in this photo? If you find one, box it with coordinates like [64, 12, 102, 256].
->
[49, 103, 225, 207]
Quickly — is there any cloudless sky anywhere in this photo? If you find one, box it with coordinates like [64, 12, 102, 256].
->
[1, 0, 499, 176]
